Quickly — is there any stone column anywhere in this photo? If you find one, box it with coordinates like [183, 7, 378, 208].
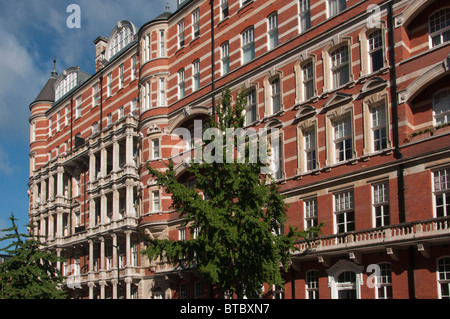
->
[88, 282, 95, 299]
[125, 231, 131, 268]
[100, 281, 106, 299]
[125, 278, 132, 300]
[89, 196, 95, 229]
[57, 166, 64, 197]
[100, 237, 105, 271]
[112, 186, 119, 221]
[100, 142, 107, 178]
[100, 191, 107, 225]
[126, 180, 134, 217]
[112, 136, 119, 172]
[56, 209, 63, 238]
[125, 130, 134, 166]
[48, 174, 55, 201]
[89, 150, 96, 182]
[88, 239, 94, 273]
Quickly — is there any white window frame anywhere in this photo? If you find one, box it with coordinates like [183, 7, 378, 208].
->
[107, 73, 113, 97]
[433, 89, 450, 126]
[429, 8, 450, 48]
[433, 168, 450, 218]
[152, 138, 160, 159]
[179, 228, 186, 241]
[268, 12, 279, 50]
[159, 78, 166, 106]
[92, 122, 99, 135]
[330, 46, 350, 89]
[371, 104, 387, 152]
[304, 198, 318, 229]
[305, 270, 319, 299]
[327, 0, 346, 18]
[193, 60, 200, 91]
[221, 0, 229, 20]
[372, 182, 390, 227]
[245, 88, 257, 125]
[302, 61, 315, 101]
[160, 30, 166, 57]
[304, 129, 317, 171]
[178, 20, 185, 48]
[299, 0, 311, 33]
[334, 190, 355, 234]
[438, 257, 450, 299]
[76, 96, 82, 119]
[92, 83, 99, 107]
[119, 63, 124, 89]
[242, 27, 255, 64]
[221, 42, 230, 76]
[192, 9, 200, 38]
[333, 116, 353, 163]
[178, 69, 185, 99]
[368, 29, 384, 74]
[375, 263, 392, 299]
[270, 77, 281, 114]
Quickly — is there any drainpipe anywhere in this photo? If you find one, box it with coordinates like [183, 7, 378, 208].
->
[387, 2, 406, 223]
[210, 0, 216, 117]
[99, 74, 104, 131]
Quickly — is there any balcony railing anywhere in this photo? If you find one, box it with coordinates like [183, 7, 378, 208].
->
[294, 216, 450, 254]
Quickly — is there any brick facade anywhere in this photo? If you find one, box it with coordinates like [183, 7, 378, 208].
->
[28, 0, 450, 299]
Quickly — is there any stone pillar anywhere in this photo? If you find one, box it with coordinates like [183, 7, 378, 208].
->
[57, 166, 64, 197]
[48, 174, 55, 200]
[125, 278, 132, 300]
[99, 236, 105, 271]
[89, 196, 95, 228]
[41, 178, 47, 203]
[88, 282, 95, 299]
[100, 142, 107, 178]
[112, 186, 119, 221]
[100, 281, 106, 299]
[112, 136, 119, 172]
[56, 209, 63, 238]
[125, 230, 131, 268]
[89, 150, 96, 182]
[126, 180, 134, 217]
[125, 130, 134, 166]
[89, 239, 94, 273]
[100, 191, 107, 225]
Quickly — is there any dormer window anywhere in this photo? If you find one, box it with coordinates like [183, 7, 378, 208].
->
[55, 70, 78, 101]
[106, 21, 136, 61]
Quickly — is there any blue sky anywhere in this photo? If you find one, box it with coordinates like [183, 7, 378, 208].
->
[0, 0, 177, 246]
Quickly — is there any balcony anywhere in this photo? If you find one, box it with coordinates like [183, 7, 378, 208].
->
[293, 216, 450, 259]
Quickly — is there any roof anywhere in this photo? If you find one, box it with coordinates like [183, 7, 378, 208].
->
[33, 71, 57, 103]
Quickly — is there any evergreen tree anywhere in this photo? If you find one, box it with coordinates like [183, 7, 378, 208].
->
[0, 213, 67, 299]
[143, 87, 322, 298]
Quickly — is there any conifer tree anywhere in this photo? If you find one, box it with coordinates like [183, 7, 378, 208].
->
[0, 213, 67, 299]
[143, 87, 322, 298]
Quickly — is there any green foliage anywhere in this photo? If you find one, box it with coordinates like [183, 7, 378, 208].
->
[0, 213, 67, 299]
[143, 87, 322, 298]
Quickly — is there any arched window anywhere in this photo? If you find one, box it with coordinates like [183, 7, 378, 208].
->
[55, 69, 78, 101]
[433, 89, 450, 125]
[106, 21, 135, 61]
[429, 8, 450, 48]
[336, 271, 357, 299]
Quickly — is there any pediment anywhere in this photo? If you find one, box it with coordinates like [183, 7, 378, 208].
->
[360, 77, 387, 96]
[323, 92, 353, 112]
[295, 104, 317, 120]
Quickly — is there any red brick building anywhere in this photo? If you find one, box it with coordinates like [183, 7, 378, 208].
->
[28, 0, 450, 299]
